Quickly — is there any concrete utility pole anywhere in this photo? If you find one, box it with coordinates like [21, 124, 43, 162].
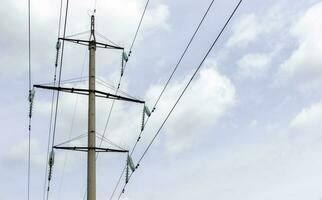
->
[88, 15, 96, 200]
[34, 13, 146, 200]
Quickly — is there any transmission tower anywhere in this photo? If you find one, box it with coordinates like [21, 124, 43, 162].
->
[35, 15, 145, 200]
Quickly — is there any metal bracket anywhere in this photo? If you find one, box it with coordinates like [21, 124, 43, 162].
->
[34, 84, 144, 104]
[54, 146, 129, 153]
[59, 37, 124, 50]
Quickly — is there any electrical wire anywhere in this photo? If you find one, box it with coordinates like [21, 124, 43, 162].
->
[108, 0, 217, 198]
[52, 0, 69, 150]
[132, 0, 216, 159]
[96, 78, 140, 100]
[95, 0, 151, 159]
[116, 0, 243, 198]
[96, 132, 126, 151]
[81, 0, 153, 196]
[54, 134, 88, 147]
[42, 0, 65, 197]
[44, 0, 70, 200]
[40, 76, 89, 86]
[57, 49, 88, 200]
[96, 31, 121, 48]
[27, 0, 32, 199]
[81, 1, 151, 199]
[98, 0, 150, 158]
[65, 30, 91, 38]
[128, 0, 150, 56]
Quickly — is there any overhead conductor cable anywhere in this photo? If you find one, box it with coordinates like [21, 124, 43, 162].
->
[43, 0, 69, 200]
[27, 0, 32, 199]
[108, 0, 219, 198]
[116, 0, 244, 199]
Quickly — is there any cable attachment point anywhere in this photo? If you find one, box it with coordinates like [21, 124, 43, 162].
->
[125, 154, 135, 184]
[141, 104, 151, 131]
[141, 106, 145, 132]
[121, 51, 129, 77]
[125, 164, 129, 184]
[55, 40, 61, 67]
[48, 150, 55, 181]
[28, 88, 35, 118]
[127, 154, 136, 172]
[144, 105, 151, 117]
[122, 51, 129, 62]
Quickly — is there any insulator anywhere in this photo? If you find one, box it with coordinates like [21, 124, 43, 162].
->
[49, 150, 55, 167]
[141, 106, 145, 131]
[28, 89, 35, 103]
[122, 51, 129, 62]
[121, 53, 124, 76]
[56, 40, 61, 50]
[47, 150, 55, 181]
[127, 155, 135, 172]
[48, 163, 53, 181]
[55, 40, 61, 67]
[48, 167, 52, 181]
[144, 105, 151, 117]
[28, 89, 35, 118]
[125, 162, 129, 184]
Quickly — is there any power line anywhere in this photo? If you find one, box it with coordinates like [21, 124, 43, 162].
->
[80, 0, 151, 198]
[65, 30, 90, 38]
[98, 0, 151, 147]
[96, 78, 140, 100]
[96, 31, 121, 48]
[40, 76, 88, 86]
[27, 0, 32, 199]
[131, 0, 217, 159]
[81, 1, 150, 199]
[129, 0, 150, 56]
[44, 0, 70, 199]
[52, 0, 69, 148]
[57, 48, 87, 200]
[117, 0, 243, 198]
[42, 0, 65, 197]
[108, 0, 217, 198]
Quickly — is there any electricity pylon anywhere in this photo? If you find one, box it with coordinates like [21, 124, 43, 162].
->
[35, 15, 145, 200]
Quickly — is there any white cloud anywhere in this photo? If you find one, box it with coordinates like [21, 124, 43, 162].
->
[2, 137, 81, 172]
[143, 4, 170, 32]
[237, 53, 271, 79]
[145, 61, 236, 153]
[124, 101, 322, 200]
[249, 119, 258, 128]
[289, 101, 322, 137]
[35, 61, 235, 155]
[227, 14, 260, 47]
[278, 2, 322, 89]
[0, 0, 170, 76]
[226, 1, 295, 49]
[34, 79, 144, 152]
[3, 138, 42, 167]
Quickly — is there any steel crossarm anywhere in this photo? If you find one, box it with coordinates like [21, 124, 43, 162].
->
[59, 37, 124, 50]
[34, 84, 145, 104]
[54, 146, 129, 153]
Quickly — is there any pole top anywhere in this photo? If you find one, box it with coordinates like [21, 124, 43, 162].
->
[90, 15, 96, 42]
[89, 15, 96, 49]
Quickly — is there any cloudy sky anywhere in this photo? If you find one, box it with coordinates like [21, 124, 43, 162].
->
[1, 0, 322, 199]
